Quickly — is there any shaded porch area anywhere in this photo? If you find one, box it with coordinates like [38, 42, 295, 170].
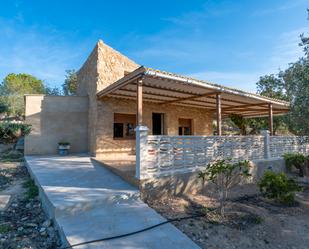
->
[96, 66, 291, 181]
[94, 155, 138, 187]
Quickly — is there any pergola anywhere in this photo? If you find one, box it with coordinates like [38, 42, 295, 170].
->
[97, 66, 289, 135]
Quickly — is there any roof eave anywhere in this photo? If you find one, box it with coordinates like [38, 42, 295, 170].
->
[144, 68, 289, 107]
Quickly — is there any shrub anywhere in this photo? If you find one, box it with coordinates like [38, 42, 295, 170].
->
[258, 171, 302, 205]
[23, 179, 39, 200]
[283, 153, 307, 176]
[198, 159, 251, 216]
[1, 150, 23, 162]
[0, 122, 31, 143]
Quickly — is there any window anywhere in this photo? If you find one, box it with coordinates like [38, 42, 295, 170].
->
[178, 118, 192, 135]
[113, 113, 136, 139]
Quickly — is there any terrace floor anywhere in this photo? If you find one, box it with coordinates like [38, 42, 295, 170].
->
[94, 155, 138, 187]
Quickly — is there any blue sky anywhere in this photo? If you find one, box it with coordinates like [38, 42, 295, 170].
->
[0, 0, 308, 92]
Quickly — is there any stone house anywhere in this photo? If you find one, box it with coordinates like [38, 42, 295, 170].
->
[25, 40, 303, 193]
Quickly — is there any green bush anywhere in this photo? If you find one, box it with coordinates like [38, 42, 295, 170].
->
[283, 152, 309, 177]
[258, 171, 302, 205]
[283, 153, 305, 170]
[0, 122, 31, 143]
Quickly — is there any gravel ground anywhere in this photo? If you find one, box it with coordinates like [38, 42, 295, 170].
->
[147, 188, 309, 249]
[0, 156, 61, 249]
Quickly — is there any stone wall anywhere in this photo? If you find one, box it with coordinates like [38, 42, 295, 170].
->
[24, 95, 88, 155]
[76, 40, 139, 155]
[96, 97, 213, 159]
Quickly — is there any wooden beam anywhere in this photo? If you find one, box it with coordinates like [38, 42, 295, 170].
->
[109, 93, 214, 109]
[160, 91, 220, 105]
[269, 103, 273, 136]
[137, 78, 143, 126]
[216, 93, 222, 136]
[118, 86, 235, 108]
[222, 103, 269, 111]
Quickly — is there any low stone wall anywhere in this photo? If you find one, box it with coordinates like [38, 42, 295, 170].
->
[24, 95, 88, 155]
[140, 158, 286, 200]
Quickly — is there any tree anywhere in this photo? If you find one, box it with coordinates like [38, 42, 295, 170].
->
[62, 70, 77, 96]
[0, 73, 46, 116]
[229, 114, 250, 135]
[255, 74, 289, 135]
[282, 57, 309, 135]
[198, 159, 251, 216]
[256, 74, 287, 100]
[299, 9, 309, 56]
[45, 86, 62, 96]
[0, 102, 9, 115]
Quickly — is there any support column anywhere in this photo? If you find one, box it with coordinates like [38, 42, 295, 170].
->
[135, 126, 149, 180]
[137, 78, 143, 126]
[135, 77, 148, 180]
[216, 93, 222, 136]
[268, 103, 273, 136]
[261, 130, 270, 159]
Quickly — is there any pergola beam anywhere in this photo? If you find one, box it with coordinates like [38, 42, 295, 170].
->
[222, 102, 269, 111]
[116, 87, 233, 107]
[160, 91, 220, 105]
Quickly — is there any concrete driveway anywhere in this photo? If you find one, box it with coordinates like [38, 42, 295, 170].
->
[25, 155, 200, 249]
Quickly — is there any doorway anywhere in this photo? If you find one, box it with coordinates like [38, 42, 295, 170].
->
[178, 118, 192, 135]
[152, 113, 165, 135]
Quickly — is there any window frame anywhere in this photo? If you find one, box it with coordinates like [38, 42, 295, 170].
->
[113, 113, 136, 140]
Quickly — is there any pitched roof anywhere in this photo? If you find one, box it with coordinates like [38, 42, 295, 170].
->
[97, 66, 289, 117]
[143, 67, 289, 105]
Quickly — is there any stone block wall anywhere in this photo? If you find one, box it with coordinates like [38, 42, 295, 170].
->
[96, 97, 213, 159]
[24, 95, 88, 155]
[76, 40, 139, 156]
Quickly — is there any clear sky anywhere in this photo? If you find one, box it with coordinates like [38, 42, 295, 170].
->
[0, 0, 308, 92]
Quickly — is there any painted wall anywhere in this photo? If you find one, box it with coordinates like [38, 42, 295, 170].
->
[24, 95, 88, 155]
[96, 97, 213, 159]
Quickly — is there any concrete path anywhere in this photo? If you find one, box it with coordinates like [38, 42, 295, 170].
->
[25, 155, 200, 249]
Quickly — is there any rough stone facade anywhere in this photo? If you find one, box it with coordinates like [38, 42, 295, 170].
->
[76, 40, 139, 155]
[76, 39, 214, 157]
[96, 97, 213, 158]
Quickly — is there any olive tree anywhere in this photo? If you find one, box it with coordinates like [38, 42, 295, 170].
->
[198, 159, 251, 216]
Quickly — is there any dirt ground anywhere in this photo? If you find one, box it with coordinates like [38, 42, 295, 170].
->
[0, 153, 61, 249]
[147, 188, 309, 249]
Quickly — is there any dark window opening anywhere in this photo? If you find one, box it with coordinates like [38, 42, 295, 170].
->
[152, 113, 164, 135]
[113, 113, 136, 139]
[178, 118, 192, 136]
[114, 123, 123, 138]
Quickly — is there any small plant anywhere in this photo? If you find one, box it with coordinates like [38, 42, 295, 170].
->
[23, 179, 39, 200]
[198, 159, 251, 216]
[1, 149, 23, 162]
[0, 223, 12, 233]
[258, 171, 302, 205]
[58, 141, 70, 156]
[58, 142, 70, 146]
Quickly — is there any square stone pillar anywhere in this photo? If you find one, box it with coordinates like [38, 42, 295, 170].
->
[261, 130, 270, 159]
[135, 126, 149, 180]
